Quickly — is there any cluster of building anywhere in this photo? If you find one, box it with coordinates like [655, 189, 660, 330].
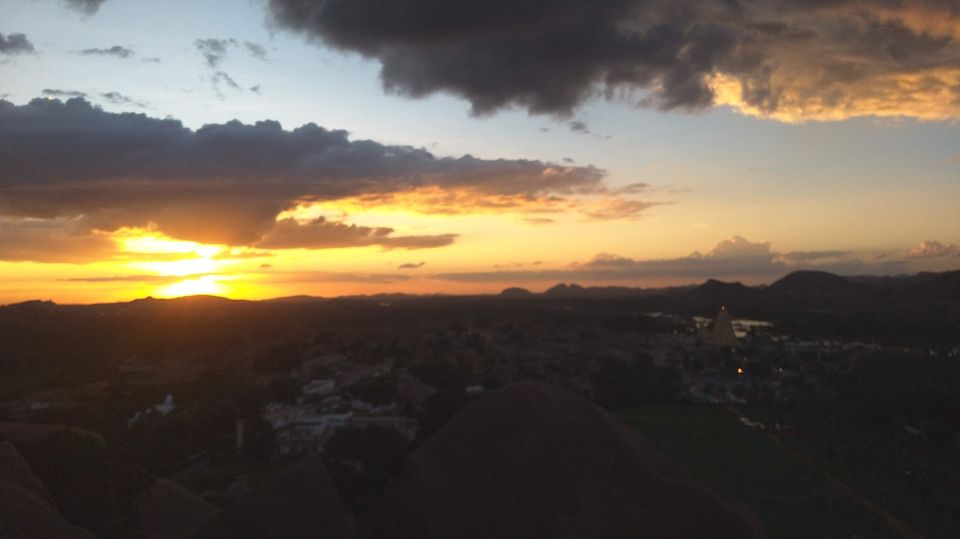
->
[259, 361, 416, 455]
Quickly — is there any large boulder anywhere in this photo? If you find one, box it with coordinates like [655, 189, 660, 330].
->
[0, 423, 121, 536]
[199, 455, 356, 539]
[0, 440, 54, 504]
[395, 381, 765, 539]
[0, 441, 93, 538]
[140, 479, 219, 539]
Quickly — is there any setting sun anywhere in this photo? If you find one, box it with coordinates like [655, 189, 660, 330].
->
[158, 275, 228, 298]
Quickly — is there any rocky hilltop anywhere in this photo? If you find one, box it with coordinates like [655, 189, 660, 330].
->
[394, 382, 764, 539]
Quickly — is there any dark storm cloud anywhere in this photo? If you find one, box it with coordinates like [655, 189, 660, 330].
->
[0, 33, 34, 55]
[255, 217, 456, 250]
[0, 98, 605, 258]
[79, 45, 133, 58]
[268, 0, 960, 120]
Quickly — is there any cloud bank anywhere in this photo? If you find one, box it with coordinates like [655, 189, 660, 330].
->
[432, 236, 909, 284]
[907, 240, 960, 258]
[268, 0, 960, 121]
[255, 218, 455, 250]
[0, 98, 628, 261]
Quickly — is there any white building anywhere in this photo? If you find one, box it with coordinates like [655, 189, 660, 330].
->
[277, 411, 354, 455]
[262, 402, 307, 430]
[350, 399, 397, 415]
[302, 379, 336, 397]
[154, 394, 175, 415]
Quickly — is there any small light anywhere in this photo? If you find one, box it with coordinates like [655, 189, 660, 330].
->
[737, 368, 744, 376]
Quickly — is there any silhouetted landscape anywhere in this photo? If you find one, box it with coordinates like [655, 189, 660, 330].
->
[1, 269, 958, 537]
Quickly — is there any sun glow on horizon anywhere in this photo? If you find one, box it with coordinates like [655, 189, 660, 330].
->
[157, 275, 228, 298]
[110, 230, 258, 298]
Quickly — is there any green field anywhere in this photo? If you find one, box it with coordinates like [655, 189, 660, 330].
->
[615, 405, 900, 539]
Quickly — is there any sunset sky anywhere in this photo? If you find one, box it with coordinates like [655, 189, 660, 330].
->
[1, 0, 958, 303]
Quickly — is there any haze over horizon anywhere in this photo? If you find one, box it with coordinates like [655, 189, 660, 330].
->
[1, 0, 959, 304]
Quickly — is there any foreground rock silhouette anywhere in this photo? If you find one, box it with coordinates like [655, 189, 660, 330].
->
[0, 438, 94, 538]
[394, 381, 765, 539]
[1, 384, 765, 538]
[140, 479, 218, 539]
[199, 455, 356, 539]
[0, 423, 116, 537]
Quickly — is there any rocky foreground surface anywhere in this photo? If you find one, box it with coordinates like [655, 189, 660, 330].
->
[1, 383, 763, 538]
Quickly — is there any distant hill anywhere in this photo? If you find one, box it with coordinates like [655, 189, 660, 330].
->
[767, 270, 853, 294]
[674, 279, 760, 313]
[541, 283, 687, 298]
[499, 287, 534, 297]
[3, 269, 958, 347]
[264, 295, 325, 303]
[689, 279, 756, 299]
[395, 382, 764, 538]
[98, 295, 251, 318]
[543, 283, 588, 297]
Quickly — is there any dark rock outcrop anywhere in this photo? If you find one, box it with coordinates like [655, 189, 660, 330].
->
[0, 440, 54, 505]
[140, 479, 218, 539]
[199, 455, 356, 539]
[0, 423, 121, 536]
[0, 441, 94, 538]
[395, 382, 765, 539]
